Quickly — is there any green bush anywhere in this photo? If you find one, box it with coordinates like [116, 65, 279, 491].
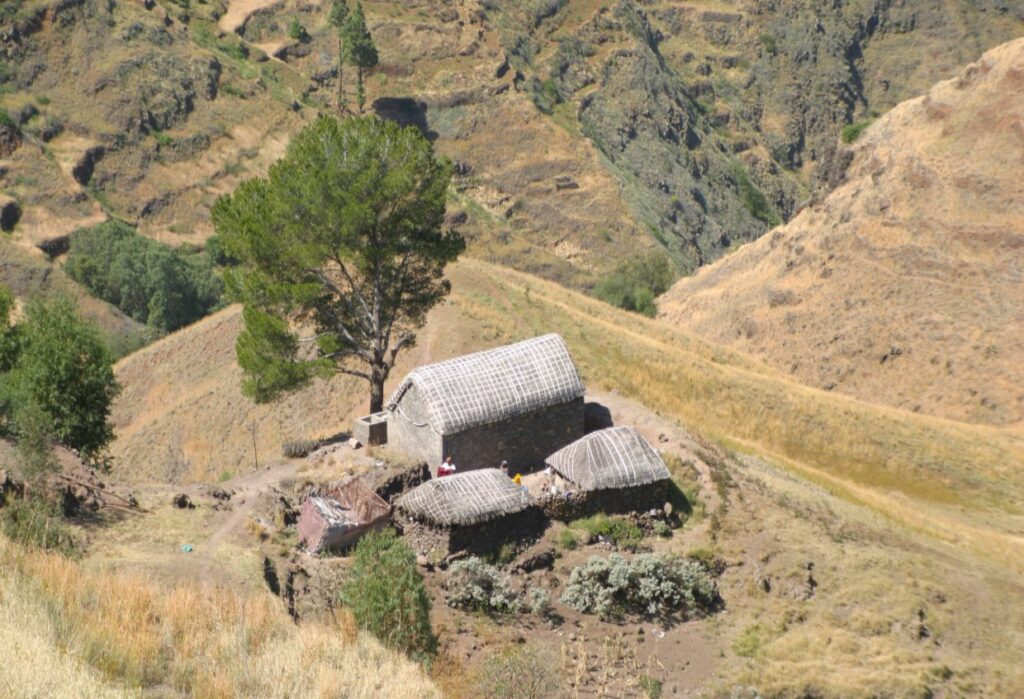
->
[639, 674, 663, 699]
[0, 494, 77, 556]
[445, 557, 520, 615]
[841, 119, 874, 144]
[732, 164, 780, 227]
[556, 527, 579, 550]
[593, 251, 677, 317]
[287, 17, 310, 42]
[527, 587, 552, 618]
[561, 553, 718, 620]
[64, 221, 223, 332]
[570, 514, 643, 550]
[340, 528, 436, 661]
[0, 110, 16, 129]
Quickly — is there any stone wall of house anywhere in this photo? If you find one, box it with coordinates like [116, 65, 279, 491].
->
[388, 383, 444, 467]
[442, 398, 585, 474]
[394, 507, 547, 558]
[538, 480, 671, 521]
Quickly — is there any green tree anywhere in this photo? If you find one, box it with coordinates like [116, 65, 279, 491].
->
[340, 528, 436, 661]
[342, 2, 378, 114]
[0, 295, 120, 468]
[212, 115, 464, 412]
[594, 250, 677, 317]
[329, 0, 350, 113]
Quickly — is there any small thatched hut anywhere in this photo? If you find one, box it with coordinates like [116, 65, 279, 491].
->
[540, 426, 672, 519]
[386, 334, 585, 475]
[297, 478, 391, 554]
[394, 469, 545, 557]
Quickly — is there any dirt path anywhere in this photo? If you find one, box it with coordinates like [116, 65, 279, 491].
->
[218, 0, 282, 35]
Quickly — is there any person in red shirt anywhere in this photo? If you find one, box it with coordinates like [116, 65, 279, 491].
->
[438, 455, 456, 477]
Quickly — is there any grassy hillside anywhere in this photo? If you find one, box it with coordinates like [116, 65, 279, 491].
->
[0, 534, 440, 698]
[661, 38, 1024, 427]
[2, 0, 1020, 289]
[110, 257, 1024, 567]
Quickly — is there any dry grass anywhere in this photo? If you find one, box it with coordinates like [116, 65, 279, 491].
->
[0, 534, 439, 698]
[439, 259, 1024, 567]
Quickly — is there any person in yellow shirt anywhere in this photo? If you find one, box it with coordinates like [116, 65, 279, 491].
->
[512, 472, 522, 486]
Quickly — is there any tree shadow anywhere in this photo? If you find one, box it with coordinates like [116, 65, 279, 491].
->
[372, 97, 438, 141]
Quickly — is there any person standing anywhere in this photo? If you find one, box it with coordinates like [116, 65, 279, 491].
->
[438, 455, 456, 477]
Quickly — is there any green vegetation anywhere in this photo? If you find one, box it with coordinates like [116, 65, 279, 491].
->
[569, 514, 644, 550]
[329, 0, 350, 111]
[639, 674, 663, 699]
[732, 624, 766, 658]
[0, 110, 16, 128]
[287, 17, 310, 42]
[340, 528, 436, 661]
[758, 33, 778, 54]
[341, 3, 378, 113]
[732, 164, 781, 227]
[212, 116, 464, 411]
[445, 557, 520, 615]
[593, 250, 676, 317]
[64, 221, 223, 333]
[561, 553, 718, 620]
[0, 294, 119, 465]
[556, 527, 579, 550]
[841, 119, 875, 144]
[0, 494, 77, 556]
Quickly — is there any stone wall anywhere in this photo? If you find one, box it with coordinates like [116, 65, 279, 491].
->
[390, 392, 585, 476]
[395, 507, 547, 559]
[443, 398, 585, 474]
[538, 480, 671, 521]
[388, 383, 444, 467]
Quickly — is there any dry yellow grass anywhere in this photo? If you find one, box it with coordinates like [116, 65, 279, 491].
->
[661, 38, 1024, 428]
[0, 535, 440, 698]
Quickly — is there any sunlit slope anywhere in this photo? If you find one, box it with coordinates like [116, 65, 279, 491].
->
[661, 38, 1024, 427]
[112, 257, 1023, 564]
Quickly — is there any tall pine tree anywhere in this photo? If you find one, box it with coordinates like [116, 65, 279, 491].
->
[342, 3, 378, 114]
[329, 0, 349, 113]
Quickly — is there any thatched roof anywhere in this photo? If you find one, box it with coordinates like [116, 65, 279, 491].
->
[546, 426, 670, 491]
[396, 470, 535, 526]
[387, 334, 584, 436]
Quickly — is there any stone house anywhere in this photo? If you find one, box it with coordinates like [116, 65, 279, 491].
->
[297, 478, 391, 554]
[539, 426, 672, 520]
[394, 469, 545, 558]
[386, 334, 585, 475]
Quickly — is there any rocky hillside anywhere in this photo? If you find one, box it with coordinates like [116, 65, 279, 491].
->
[1, 0, 1020, 290]
[660, 38, 1024, 427]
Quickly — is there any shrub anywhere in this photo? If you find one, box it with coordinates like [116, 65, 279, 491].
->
[561, 553, 718, 620]
[0, 110, 16, 129]
[570, 514, 643, 550]
[445, 557, 520, 615]
[0, 494, 77, 556]
[527, 587, 552, 618]
[281, 439, 318, 458]
[556, 527, 579, 550]
[732, 164, 780, 227]
[593, 251, 677, 317]
[340, 528, 436, 661]
[639, 674, 663, 699]
[64, 221, 223, 332]
[841, 119, 874, 144]
[287, 17, 310, 42]
[473, 644, 560, 699]
[651, 519, 672, 538]
[732, 624, 765, 658]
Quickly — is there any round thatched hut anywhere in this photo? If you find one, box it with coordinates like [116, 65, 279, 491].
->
[540, 426, 672, 519]
[394, 469, 545, 558]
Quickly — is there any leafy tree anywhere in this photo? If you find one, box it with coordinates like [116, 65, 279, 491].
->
[212, 115, 464, 412]
[594, 250, 676, 317]
[342, 2, 378, 114]
[64, 221, 223, 333]
[340, 528, 436, 661]
[329, 0, 350, 113]
[287, 17, 309, 43]
[0, 295, 120, 465]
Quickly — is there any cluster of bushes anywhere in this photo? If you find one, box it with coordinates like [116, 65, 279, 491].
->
[569, 513, 645, 550]
[445, 557, 554, 619]
[281, 439, 318, 458]
[841, 119, 874, 144]
[339, 528, 436, 661]
[561, 553, 718, 620]
[593, 251, 677, 317]
[64, 221, 223, 333]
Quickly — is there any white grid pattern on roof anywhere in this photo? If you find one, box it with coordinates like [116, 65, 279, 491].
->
[387, 334, 584, 436]
[546, 426, 670, 491]
[396, 469, 535, 526]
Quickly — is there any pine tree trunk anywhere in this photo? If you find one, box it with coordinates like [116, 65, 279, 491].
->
[357, 66, 364, 114]
[369, 370, 384, 413]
